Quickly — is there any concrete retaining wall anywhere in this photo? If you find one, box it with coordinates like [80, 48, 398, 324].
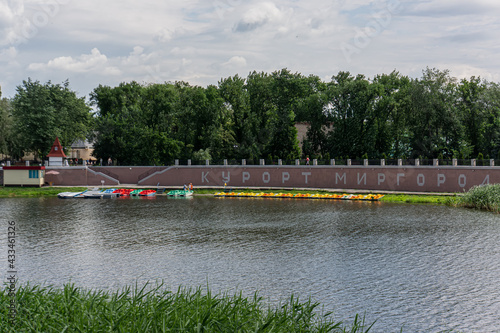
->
[41, 165, 500, 193]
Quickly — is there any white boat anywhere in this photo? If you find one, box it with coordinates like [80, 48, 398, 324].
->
[82, 188, 107, 199]
[167, 190, 193, 197]
[57, 189, 88, 199]
[58, 188, 120, 199]
[101, 189, 120, 198]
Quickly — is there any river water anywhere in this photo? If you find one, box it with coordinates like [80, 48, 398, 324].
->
[1, 196, 500, 332]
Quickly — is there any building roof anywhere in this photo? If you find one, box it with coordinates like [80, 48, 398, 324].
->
[71, 138, 93, 149]
[3, 166, 45, 170]
[46, 137, 67, 158]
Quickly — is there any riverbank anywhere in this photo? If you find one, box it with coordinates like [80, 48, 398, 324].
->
[1, 283, 375, 333]
[455, 183, 500, 213]
[0, 186, 459, 205]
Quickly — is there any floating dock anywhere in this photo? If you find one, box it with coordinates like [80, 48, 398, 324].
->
[214, 192, 384, 201]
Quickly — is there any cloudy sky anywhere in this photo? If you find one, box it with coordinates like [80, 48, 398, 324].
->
[1, 0, 500, 99]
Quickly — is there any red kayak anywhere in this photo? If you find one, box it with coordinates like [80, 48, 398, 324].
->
[139, 190, 156, 196]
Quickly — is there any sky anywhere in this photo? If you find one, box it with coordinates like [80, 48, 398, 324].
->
[1, 0, 500, 100]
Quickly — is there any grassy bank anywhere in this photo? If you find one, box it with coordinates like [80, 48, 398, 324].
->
[1, 283, 375, 333]
[0, 186, 457, 205]
[195, 188, 456, 205]
[0, 186, 87, 197]
[455, 184, 500, 213]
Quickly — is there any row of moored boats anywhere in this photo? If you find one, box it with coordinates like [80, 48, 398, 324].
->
[58, 188, 194, 199]
[214, 192, 384, 201]
[57, 188, 157, 199]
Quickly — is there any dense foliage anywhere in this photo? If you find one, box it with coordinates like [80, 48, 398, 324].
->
[1, 283, 375, 332]
[2, 80, 93, 160]
[2, 67, 500, 165]
[90, 68, 500, 165]
[90, 69, 305, 165]
[0, 89, 13, 157]
[456, 184, 500, 213]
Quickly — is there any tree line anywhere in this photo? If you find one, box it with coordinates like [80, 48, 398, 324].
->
[1, 67, 500, 165]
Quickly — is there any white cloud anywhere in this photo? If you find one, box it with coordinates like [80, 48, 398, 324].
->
[0, 46, 17, 61]
[223, 56, 247, 68]
[404, 0, 500, 17]
[155, 28, 174, 42]
[0, 0, 28, 46]
[0, 0, 499, 99]
[28, 48, 111, 73]
[234, 2, 288, 32]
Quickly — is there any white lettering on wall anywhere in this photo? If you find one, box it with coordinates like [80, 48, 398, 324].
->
[262, 172, 270, 184]
[357, 173, 366, 185]
[282, 172, 290, 184]
[336, 173, 346, 185]
[482, 175, 490, 185]
[378, 173, 386, 185]
[437, 174, 446, 187]
[242, 172, 250, 183]
[417, 174, 425, 187]
[222, 171, 230, 183]
[302, 172, 311, 184]
[458, 174, 466, 188]
[202, 172, 209, 183]
[397, 173, 405, 186]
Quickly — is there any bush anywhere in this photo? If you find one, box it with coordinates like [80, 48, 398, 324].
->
[457, 184, 500, 213]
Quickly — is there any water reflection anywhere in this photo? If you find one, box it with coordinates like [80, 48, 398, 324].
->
[1, 196, 500, 332]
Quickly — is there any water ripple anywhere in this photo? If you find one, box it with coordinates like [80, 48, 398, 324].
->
[1, 197, 500, 332]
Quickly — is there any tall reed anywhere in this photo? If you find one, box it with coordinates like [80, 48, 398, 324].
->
[1, 282, 376, 332]
[456, 184, 500, 213]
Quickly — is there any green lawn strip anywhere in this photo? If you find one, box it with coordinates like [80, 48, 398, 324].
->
[1, 283, 377, 333]
[0, 187, 87, 198]
[380, 194, 459, 205]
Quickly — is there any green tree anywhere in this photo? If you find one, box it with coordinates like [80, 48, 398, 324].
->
[407, 68, 462, 158]
[218, 75, 255, 159]
[0, 88, 12, 157]
[245, 71, 275, 159]
[296, 92, 328, 158]
[91, 82, 145, 165]
[12, 79, 92, 160]
[372, 71, 412, 158]
[266, 69, 304, 159]
[142, 83, 184, 164]
[325, 72, 379, 158]
[91, 82, 185, 165]
[479, 82, 500, 158]
[457, 76, 486, 156]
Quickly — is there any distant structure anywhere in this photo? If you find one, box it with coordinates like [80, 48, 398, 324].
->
[46, 137, 67, 166]
[68, 138, 94, 162]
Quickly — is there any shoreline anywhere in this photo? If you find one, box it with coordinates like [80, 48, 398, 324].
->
[0, 185, 459, 205]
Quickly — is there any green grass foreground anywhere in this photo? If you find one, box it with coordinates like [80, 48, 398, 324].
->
[455, 184, 500, 213]
[1, 283, 376, 333]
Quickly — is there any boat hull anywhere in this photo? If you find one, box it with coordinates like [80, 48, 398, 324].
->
[167, 190, 193, 197]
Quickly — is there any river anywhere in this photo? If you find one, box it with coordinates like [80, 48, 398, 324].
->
[1, 196, 500, 332]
